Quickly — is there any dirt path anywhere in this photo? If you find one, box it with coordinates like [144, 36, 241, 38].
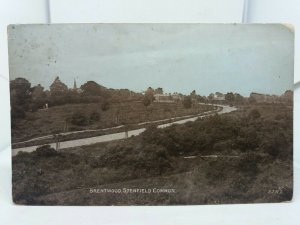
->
[12, 104, 236, 156]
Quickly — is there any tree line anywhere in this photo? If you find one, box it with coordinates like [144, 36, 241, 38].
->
[10, 78, 143, 122]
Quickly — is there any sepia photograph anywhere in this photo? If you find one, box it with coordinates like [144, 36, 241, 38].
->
[8, 24, 293, 205]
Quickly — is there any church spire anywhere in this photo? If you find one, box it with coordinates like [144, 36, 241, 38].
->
[73, 79, 77, 90]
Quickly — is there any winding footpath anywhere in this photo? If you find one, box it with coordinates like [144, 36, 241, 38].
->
[12, 104, 236, 156]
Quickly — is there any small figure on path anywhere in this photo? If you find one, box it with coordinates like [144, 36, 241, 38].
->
[124, 125, 128, 139]
[54, 134, 61, 150]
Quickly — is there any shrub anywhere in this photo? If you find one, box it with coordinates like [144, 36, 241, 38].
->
[36, 145, 59, 157]
[90, 111, 101, 122]
[142, 96, 152, 108]
[31, 104, 39, 112]
[11, 105, 26, 120]
[248, 109, 261, 119]
[141, 124, 184, 156]
[261, 132, 289, 159]
[71, 111, 89, 126]
[126, 144, 172, 176]
[141, 124, 159, 141]
[237, 127, 260, 151]
[101, 101, 110, 111]
[236, 156, 260, 178]
[205, 161, 228, 185]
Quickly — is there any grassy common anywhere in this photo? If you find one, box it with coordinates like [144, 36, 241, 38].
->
[12, 101, 214, 143]
[12, 103, 293, 205]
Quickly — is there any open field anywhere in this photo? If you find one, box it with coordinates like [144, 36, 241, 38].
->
[12, 105, 222, 149]
[12, 103, 293, 205]
[11, 101, 214, 143]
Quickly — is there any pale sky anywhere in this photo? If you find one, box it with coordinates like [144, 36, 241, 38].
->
[8, 24, 294, 96]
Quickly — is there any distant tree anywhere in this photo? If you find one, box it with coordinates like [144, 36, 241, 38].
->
[248, 96, 257, 104]
[145, 87, 155, 101]
[81, 81, 108, 97]
[198, 96, 207, 103]
[281, 90, 293, 104]
[142, 87, 155, 109]
[155, 87, 163, 94]
[10, 78, 32, 120]
[142, 95, 152, 108]
[182, 96, 192, 109]
[190, 90, 196, 96]
[146, 87, 155, 94]
[225, 92, 235, 102]
[235, 93, 245, 104]
[31, 84, 45, 100]
[10, 78, 31, 107]
[31, 84, 47, 111]
[208, 93, 214, 102]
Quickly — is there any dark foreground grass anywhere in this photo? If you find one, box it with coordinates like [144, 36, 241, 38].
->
[12, 103, 293, 205]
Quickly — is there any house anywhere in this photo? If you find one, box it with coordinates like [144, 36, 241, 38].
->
[50, 76, 68, 96]
[250, 92, 280, 103]
[172, 93, 184, 102]
[154, 94, 173, 102]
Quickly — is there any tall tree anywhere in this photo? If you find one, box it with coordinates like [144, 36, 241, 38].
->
[235, 93, 245, 104]
[225, 92, 235, 102]
[155, 87, 163, 94]
[31, 84, 47, 110]
[10, 78, 32, 120]
[144, 87, 155, 102]
[208, 93, 214, 102]
[10, 78, 31, 107]
[190, 90, 196, 96]
[142, 96, 151, 108]
[182, 96, 192, 109]
[81, 81, 108, 97]
[198, 96, 207, 103]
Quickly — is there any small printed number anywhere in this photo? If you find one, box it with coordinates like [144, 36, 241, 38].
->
[268, 187, 283, 194]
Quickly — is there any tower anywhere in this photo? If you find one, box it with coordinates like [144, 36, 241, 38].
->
[73, 79, 77, 90]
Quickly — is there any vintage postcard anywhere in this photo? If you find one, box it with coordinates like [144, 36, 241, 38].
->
[8, 24, 293, 205]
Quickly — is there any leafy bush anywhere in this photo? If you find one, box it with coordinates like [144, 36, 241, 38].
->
[36, 145, 59, 157]
[182, 96, 192, 109]
[101, 101, 110, 111]
[142, 95, 152, 108]
[248, 109, 261, 119]
[91, 142, 173, 177]
[90, 111, 101, 122]
[260, 132, 289, 159]
[125, 144, 172, 177]
[31, 104, 39, 112]
[71, 111, 89, 126]
[11, 105, 26, 120]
